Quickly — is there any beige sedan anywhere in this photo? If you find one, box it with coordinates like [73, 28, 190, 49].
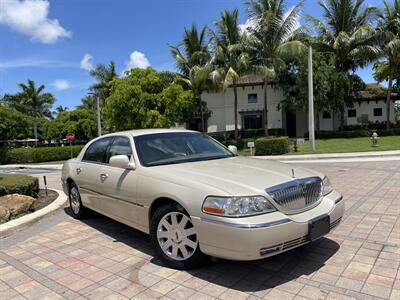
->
[61, 129, 344, 269]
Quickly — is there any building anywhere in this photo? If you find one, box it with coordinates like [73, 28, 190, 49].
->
[202, 77, 398, 137]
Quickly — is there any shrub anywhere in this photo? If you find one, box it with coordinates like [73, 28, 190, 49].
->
[0, 174, 39, 198]
[0, 145, 84, 164]
[255, 136, 290, 155]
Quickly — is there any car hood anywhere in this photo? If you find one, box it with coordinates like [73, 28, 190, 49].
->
[148, 156, 323, 196]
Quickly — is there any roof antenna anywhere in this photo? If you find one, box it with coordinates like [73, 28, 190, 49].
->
[292, 168, 295, 178]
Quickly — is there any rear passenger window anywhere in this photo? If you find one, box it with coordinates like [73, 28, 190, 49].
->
[83, 138, 112, 163]
[106, 137, 132, 163]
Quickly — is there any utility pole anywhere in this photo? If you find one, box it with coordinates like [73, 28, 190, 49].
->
[308, 45, 316, 151]
[96, 95, 102, 136]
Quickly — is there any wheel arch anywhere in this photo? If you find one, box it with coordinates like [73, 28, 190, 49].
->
[148, 197, 189, 222]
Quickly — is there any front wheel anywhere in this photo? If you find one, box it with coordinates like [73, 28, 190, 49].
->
[150, 203, 205, 269]
[68, 182, 86, 219]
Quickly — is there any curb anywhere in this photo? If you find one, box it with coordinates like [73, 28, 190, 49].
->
[0, 189, 67, 238]
[257, 150, 400, 161]
[0, 164, 63, 170]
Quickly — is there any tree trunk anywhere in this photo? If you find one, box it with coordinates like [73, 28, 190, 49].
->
[199, 94, 205, 132]
[316, 112, 320, 132]
[33, 121, 38, 147]
[340, 106, 345, 129]
[233, 80, 238, 141]
[386, 69, 394, 129]
[263, 80, 269, 137]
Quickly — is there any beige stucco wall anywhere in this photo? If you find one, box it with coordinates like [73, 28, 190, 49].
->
[202, 85, 284, 132]
[345, 100, 395, 126]
[203, 86, 396, 135]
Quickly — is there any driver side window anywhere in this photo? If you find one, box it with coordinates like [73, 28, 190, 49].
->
[106, 136, 133, 163]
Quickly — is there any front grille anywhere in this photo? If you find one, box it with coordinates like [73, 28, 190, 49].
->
[260, 235, 308, 256]
[266, 177, 323, 213]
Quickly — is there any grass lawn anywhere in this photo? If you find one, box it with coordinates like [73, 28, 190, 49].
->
[239, 136, 400, 156]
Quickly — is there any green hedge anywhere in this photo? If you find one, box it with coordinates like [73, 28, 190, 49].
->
[305, 128, 400, 139]
[0, 145, 84, 164]
[0, 174, 39, 198]
[255, 136, 290, 155]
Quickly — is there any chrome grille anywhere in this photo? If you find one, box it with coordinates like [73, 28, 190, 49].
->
[266, 177, 323, 213]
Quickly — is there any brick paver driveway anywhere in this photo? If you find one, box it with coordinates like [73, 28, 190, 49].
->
[1, 161, 399, 300]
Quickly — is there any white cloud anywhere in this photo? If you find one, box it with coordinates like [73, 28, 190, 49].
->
[239, 17, 257, 34]
[0, 0, 71, 44]
[0, 58, 75, 70]
[51, 79, 70, 91]
[80, 53, 94, 71]
[126, 51, 150, 70]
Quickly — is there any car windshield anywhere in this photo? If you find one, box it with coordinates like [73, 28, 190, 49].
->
[134, 132, 234, 167]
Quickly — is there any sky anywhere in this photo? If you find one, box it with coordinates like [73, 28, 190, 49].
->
[0, 0, 383, 109]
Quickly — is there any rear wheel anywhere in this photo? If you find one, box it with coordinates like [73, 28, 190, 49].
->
[150, 203, 205, 269]
[68, 182, 85, 219]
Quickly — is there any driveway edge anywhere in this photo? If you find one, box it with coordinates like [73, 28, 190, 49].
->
[0, 189, 67, 238]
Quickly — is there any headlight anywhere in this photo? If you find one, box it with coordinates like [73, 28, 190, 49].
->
[202, 196, 276, 217]
[322, 176, 333, 196]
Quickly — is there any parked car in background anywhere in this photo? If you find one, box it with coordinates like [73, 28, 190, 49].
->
[61, 129, 344, 269]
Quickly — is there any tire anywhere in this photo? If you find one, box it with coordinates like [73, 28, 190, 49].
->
[150, 203, 205, 270]
[68, 181, 85, 219]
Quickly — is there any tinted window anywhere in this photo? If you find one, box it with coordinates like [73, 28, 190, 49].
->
[106, 137, 132, 163]
[135, 132, 233, 167]
[83, 138, 112, 163]
[348, 109, 356, 118]
[248, 93, 257, 103]
[373, 108, 382, 116]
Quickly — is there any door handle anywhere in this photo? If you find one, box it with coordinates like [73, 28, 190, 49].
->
[76, 168, 82, 174]
[100, 173, 108, 182]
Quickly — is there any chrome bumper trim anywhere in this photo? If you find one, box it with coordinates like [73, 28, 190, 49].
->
[200, 217, 292, 229]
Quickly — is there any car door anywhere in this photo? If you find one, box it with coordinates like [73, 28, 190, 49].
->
[96, 136, 142, 226]
[75, 137, 113, 210]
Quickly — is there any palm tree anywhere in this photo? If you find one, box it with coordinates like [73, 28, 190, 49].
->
[15, 79, 55, 144]
[89, 61, 117, 104]
[309, 0, 379, 126]
[375, 0, 400, 128]
[170, 25, 211, 131]
[54, 105, 68, 116]
[246, 0, 307, 136]
[211, 9, 268, 140]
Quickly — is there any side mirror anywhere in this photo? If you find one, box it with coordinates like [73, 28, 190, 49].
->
[109, 155, 136, 170]
[228, 145, 238, 155]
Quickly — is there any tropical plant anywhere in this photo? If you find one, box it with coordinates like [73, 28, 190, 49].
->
[246, 0, 307, 136]
[78, 94, 97, 111]
[89, 61, 117, 104]
[375, 0, 400, 128]
[211, 9, 263, 140]
[53, 105, 68, 117]
[4, 80, 55, 144]
[308, 0, 379, 126]
[170, 24, 212, 131]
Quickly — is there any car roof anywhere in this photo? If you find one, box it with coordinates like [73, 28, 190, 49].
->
[102, 128, 198, 138]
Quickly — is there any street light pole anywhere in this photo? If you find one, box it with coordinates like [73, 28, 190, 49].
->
[308, 45, 316, 151]
[96, 95, 102, 136]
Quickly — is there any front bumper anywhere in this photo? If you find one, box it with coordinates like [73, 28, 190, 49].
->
[192, 190, 344, 261]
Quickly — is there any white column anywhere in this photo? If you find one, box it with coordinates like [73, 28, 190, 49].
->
[308, 45, 315, 151]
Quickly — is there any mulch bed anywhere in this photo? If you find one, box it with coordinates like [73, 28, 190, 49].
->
[31, 189, 59, 211]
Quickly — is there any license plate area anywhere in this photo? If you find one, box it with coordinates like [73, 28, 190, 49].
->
[308, 214, 330, 241]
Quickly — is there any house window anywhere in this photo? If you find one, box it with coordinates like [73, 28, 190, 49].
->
[348, 109, 356, 118]
[243, 114, 263, 129]
[248, 94, 257, 103]
[373, 108, 382, 116]
[322, 111, 331, 119]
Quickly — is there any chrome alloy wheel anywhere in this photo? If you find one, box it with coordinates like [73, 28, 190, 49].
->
[70, 186, 80, 214]
[156, 212, 198, 261]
